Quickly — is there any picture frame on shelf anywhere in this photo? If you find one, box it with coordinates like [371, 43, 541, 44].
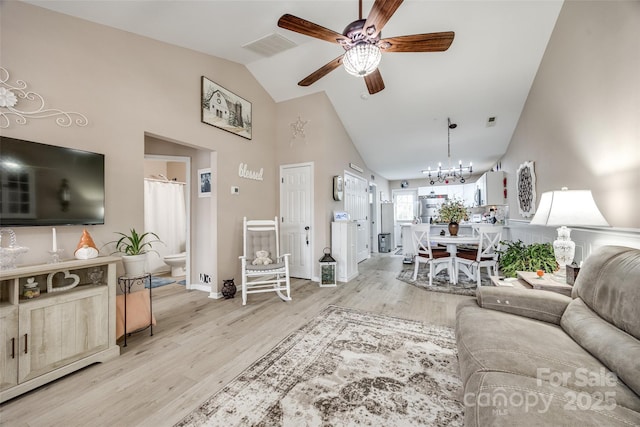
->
[198, 168, 212, 198]
[201, 76, 252, 140]
[333, 211, 349, 221]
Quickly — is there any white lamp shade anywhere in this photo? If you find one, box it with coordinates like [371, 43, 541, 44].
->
[343, 43, 381, 77]
[530, 189, 609, 227]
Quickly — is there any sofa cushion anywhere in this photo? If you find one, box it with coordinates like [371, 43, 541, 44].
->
[476, 286, 571, 325]
[456, 300, 640, 413]
[562, 298, 640, 398]
[463, 371, 640, 427]
[571, 246, 640, 340]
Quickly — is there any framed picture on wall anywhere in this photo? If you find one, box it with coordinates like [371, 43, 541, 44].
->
[198, 168, 212, 198]
[516, 161, 536, 217]
[201, 76, 252, 140]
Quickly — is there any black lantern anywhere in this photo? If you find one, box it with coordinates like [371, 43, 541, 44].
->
[319, 247, 337, 287]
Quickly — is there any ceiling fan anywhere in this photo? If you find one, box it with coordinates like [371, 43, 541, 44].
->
[277, 0, 454, 95]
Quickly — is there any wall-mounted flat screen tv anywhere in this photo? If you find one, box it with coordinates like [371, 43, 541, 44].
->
[0, 137, 105, 226]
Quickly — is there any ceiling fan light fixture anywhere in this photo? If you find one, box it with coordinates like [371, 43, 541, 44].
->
[343, 42, 381, 77]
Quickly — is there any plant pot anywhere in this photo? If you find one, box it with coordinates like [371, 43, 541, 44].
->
[448, 222, 459, 236]
[121, 254, 147, 277]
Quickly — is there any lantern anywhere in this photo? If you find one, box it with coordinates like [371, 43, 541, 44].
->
[319, 247, 337, 288]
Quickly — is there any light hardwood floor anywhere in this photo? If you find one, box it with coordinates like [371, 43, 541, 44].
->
[0, 253, 472, 427]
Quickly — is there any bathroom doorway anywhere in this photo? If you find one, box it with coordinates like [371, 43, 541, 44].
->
[143, 155, 191, 288]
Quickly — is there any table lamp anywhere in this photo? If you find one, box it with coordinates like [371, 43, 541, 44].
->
[530, 187, 609, 282]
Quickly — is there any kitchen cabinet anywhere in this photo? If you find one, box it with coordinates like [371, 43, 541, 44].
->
[0, 257, 120, 403]
[476, 171, 506, 206]
[331, 221, 358, 282]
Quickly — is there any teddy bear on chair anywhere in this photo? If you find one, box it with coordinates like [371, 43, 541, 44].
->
[252, 250, 273, 266]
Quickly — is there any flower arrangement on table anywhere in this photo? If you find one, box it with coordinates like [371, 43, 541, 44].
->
[437, 198, 469, 223]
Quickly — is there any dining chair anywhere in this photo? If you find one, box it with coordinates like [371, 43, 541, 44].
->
[455, 226, 503, 287]
[411, 224, 454, 285]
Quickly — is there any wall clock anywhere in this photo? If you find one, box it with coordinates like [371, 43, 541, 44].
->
[333, 175, 343, 201]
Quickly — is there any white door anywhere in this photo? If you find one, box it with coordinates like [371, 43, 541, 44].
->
[344, 172, 369, 263]
[280, 163, 313, 279]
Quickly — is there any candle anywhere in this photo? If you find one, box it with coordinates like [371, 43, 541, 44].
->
[52, 228, 57, 252]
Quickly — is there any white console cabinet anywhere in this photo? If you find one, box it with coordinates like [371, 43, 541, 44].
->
[331, 221, 358, 282]
[0, 256, 120, 403]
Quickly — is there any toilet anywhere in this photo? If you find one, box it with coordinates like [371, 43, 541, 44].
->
[163, 252, 186, 277]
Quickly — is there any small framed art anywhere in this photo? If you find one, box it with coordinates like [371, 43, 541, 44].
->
[198, 168, 212, 198]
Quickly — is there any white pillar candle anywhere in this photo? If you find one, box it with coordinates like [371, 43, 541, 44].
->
[52, 228, 57, 251]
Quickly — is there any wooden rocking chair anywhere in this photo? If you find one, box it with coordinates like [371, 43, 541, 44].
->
[239, 217, 292, 305]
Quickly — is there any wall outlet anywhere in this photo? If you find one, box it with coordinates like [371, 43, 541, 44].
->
[231, 186, 239, 195]
[199, 273, 211, 284]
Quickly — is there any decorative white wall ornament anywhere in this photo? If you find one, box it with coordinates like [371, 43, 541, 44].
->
[0, 67, 88, 128]
[516, 160, 536, 218]
[290, 115, 309, 145]
[238, 163, 264, 181]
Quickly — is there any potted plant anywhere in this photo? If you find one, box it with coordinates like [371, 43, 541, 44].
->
[437, 198, 468, 236]
[109, 228, 162, 277]
[497, 240, 558, 278]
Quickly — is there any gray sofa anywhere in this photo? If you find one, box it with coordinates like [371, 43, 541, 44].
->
[455, 245, 640, 426]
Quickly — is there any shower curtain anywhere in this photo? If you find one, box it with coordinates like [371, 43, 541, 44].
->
[144, 179, 187, 274]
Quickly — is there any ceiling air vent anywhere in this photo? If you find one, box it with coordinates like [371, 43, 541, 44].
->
[242, 33, 297, 57]
[486, 116, 497, 127]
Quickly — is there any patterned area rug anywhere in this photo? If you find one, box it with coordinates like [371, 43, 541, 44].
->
[397, 264, 491, 297]
[175, 305, 463, 426]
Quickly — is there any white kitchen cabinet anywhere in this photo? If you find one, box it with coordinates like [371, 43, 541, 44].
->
[0, 257, 120, 403]
[476, 171, 506, 206]
[331, 221, 358, 282]
[462, 183, 477, 207]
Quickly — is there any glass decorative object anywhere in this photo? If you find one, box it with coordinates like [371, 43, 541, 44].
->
[0, 228, 28, 270]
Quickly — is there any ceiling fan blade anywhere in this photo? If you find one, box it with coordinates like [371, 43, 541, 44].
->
[363, 0, 404, 38]
[364, 69, 385, 94]
[298, 55, 345, 87]
[278, 14, 346, 44]
[379, 32, 455, 53]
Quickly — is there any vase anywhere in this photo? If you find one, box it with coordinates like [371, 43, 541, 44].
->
[448, 222, 459, 236]
[121, 254, 146, 277]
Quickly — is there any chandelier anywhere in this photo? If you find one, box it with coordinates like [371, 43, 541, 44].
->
[343, 42, 382, 77]
[422, 117, 473, 184]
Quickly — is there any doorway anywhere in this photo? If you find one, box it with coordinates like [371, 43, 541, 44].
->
[344, 171, 369, 262]
[143, 155, 191, 287]
[280, 162, 314, 279]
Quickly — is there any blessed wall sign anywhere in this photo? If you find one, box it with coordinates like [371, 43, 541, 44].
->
[238, 163, 264, 181]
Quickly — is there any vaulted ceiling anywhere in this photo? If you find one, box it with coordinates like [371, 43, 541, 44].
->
[27, 0, 564, 180]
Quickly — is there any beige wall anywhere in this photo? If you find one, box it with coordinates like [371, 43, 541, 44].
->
[276, 92, 390, 274]
[501, 0, 640, 229]
[1, 2, 385, 289]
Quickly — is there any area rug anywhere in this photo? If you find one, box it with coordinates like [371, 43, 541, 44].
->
[396, 264, 491, 297]
[147, 276, 185, 288]
[175, 305, 463, 427]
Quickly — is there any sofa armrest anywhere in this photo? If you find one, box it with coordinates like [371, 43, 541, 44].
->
[477, 287, 572, 325]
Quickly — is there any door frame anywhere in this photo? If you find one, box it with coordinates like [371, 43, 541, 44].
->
[143, 154, 192, 288]
[279, 162, 314, 280]
[344, 171, 370, 262]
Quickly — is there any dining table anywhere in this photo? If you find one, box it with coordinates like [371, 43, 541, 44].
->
[429, 234, 480, 284]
